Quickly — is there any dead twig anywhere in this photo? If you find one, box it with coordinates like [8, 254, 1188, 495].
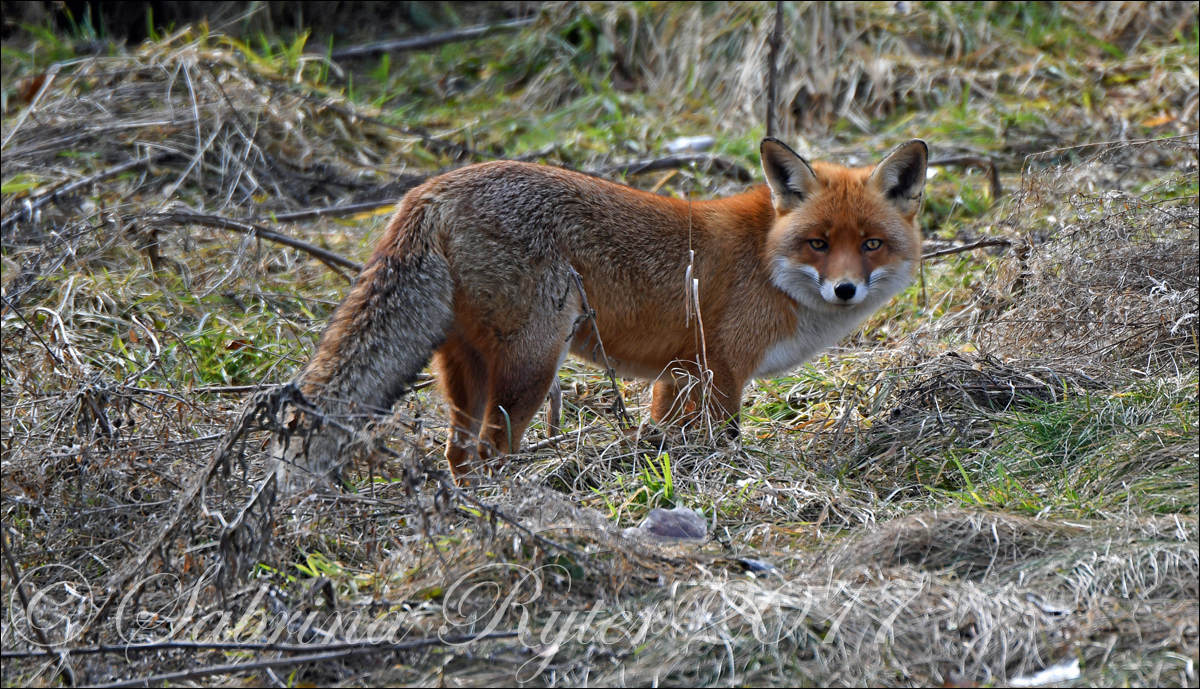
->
[521, 422, 604, 453]
[1, 152, 178, 232]
[922, 238, 1012, 260]
[2, 632, 521, 660]
[154, 212, 362, 278]
[329, 18, 536, 61]
[270, 198, 407, 222]
[189, 384, 276, 395]
[2, 526, 51, 648]
[569, 267, 632, 428]
[0, 294, 67, 368]
[0, 63, 60, 151]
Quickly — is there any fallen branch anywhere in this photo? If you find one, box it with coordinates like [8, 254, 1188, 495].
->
[927, 155, 1003, 198]
[154, 212, 363, 278]
[602, 154, 753, 182]
[270, 198, 406, 222]
[1, 151, 178, 232]
[2, 527, 51, 648]
[1, 632, 520, 660]
[329, 17, 535, 61]
[922, 238, 1012, 260]
[521, 422, 604, 453]
[191, 384, 275, 395]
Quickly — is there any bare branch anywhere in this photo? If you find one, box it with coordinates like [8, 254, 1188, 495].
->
[570, 267, 632, 428]
[154, 212, 363, 278]
[2, 632, 520, 660]
[270, 198, 407, 223]
[922, 238, 1012, 260]
[521, 422, 604, 453]
[1, 152, 178, 232]
[2, 527, 51, 648]
[329, 18, 535, 61]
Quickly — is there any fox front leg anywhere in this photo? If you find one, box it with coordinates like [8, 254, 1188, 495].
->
[546, 378, 562, 437]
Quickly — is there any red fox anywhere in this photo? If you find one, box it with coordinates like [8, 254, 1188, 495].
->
[273, 138, 927, 486]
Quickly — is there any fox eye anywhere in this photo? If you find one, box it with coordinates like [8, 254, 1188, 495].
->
[808, 239, 828, 251]
[863, 238, 883, 251]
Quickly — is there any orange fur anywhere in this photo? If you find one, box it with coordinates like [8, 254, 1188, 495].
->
[273, 138, 928, 486]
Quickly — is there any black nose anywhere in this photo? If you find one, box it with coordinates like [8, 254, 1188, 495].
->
[834, 282, 857, 301]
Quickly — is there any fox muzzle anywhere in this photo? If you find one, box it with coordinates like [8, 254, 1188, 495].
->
[821, 279, 867, 305]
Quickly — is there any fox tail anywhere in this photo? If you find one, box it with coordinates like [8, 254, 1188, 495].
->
[273, 199, 453, 488]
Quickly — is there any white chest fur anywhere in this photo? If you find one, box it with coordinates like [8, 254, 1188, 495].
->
[753, 307, 865, 378]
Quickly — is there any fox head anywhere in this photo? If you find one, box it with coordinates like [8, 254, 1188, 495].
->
[761, 138, 927, 313]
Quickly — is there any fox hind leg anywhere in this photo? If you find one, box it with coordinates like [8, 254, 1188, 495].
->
[546, 378, 562, 437]
[479, 300, 577, 469]
[706, 364, 745, 439]
[480, 345, 563, 468]
[434, 332, 488, 480]
[454, 264, 579, 475]
[651, 377, 694, 424]
[650, 363, 744, 438]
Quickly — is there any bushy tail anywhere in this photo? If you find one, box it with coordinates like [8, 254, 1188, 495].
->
[275, 204, 454, 488]
[299, 252, 453, 411]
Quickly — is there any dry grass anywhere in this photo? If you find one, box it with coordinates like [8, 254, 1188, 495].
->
[499, 3, 1197, 158]
[2, 4, 1198, 687]
[940, 138, 1199, 373]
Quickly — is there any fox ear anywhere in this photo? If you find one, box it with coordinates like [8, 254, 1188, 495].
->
[761, 138, 818, 212]
[869, 139, 928, 215]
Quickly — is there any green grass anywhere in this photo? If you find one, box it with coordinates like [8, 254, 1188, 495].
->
[901, 378, 1198, 517]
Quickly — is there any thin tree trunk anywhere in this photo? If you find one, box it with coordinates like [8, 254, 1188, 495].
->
[766, 1, 785, 138]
